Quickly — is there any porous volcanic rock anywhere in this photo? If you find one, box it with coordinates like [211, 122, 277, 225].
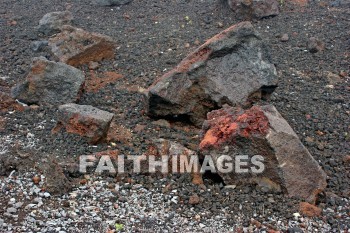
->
[199, 105, 327, 203]
[11, 57, 85, 106]
[228, 0, 279, 19]
[48, 26, 116, 67]
[54, 103, 114, 144]
[38, 11, 73, 36]
[145, 21, 277, 126]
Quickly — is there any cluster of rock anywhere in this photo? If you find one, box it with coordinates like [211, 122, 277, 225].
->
[11, 11, 117, 144]
[8, 7, 326, 204]
[145, 21, 326, 203]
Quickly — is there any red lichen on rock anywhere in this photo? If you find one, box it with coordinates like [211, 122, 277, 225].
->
[177, 47, 212, 72]
[66, 114, 100, 138]
[200, 106, 270, 150]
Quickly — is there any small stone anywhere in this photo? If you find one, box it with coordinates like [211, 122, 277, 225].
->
[339, 71, 348, 78]
[184, 43, 190, 48]
[280, 34, 289, 42]
[152, 119, 170, 128]
[307, 37, 325, 53]
[217, 22, 224, 28]
[33, 176, 41, 184]
[88, 61, 99, 70]
[189, 194, 200, 205]
[7, 207, 17, 214]
[343, 155, 350, 164]
[80, 179, 87, 185]
[43, 192, 51, 198]
[14, 202, 23, 209]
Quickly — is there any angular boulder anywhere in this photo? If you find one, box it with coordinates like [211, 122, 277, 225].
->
[145, 21, 277, 126]
[38, 11, 73, 36]
[48, 26, 116, 67]
[54, 103, 114, 144]
[199, 105, 327, 203]
[11, 57, 85, 106]
[228, 0, 279, 19]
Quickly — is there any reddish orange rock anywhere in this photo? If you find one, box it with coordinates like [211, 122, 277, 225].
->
[189, 194, 200, 205]
[32, 176, 41, 185]
[299, 202, 322, 217]
[200, 105, 327, 203]
[200, 105, 269, 150]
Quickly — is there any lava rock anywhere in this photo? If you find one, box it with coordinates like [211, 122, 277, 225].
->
[280, 34, 289, 42]
[307, 37, 325, 53]
[228, 0, 279, 19]
[48, 25, 116, 67]
[145, 22, 277, 126]
[55, 103, 114, 144]
[38, 11, 73, 36]
[93, 0, 133, 6]
[189, 194, 200, 205]
[199, 105, 327, 203]
[11, 57, 85, 106]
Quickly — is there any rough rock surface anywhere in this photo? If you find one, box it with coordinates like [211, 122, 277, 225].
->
[38, 11, 73, 36]
[93, 0, 133, 6]
[54, 103, 114, 144]
[11, 57, 85, 106]
[145, 21, 277, 125]
[199, 105, 327, 203]
[228, 0, 280, 19]
[48, 26, 116, 67]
